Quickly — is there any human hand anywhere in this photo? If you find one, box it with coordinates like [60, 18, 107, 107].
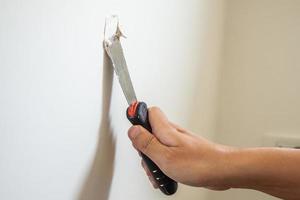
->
[127, 107, 232, 190]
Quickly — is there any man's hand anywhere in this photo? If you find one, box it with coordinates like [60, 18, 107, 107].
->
[127, 107, 232, 190]
[127, 107, 300, 200]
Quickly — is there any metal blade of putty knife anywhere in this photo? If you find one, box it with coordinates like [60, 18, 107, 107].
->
[103, 16, 137, 105]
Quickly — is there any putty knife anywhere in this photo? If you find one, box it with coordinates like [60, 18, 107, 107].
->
[103, 16, 178, 195]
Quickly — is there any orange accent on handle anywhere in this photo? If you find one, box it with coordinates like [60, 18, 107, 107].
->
[128, 101, 139, 117]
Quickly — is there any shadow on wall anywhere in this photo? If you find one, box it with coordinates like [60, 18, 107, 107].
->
[78, 50, 116, 200]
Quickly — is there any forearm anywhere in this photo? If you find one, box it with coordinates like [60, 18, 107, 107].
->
[224, 147, 300, 200]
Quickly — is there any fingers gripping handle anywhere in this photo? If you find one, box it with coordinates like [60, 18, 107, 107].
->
[126, 101, 178, 195]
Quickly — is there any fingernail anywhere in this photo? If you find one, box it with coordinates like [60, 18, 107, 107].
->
[128, 126, 140, 140]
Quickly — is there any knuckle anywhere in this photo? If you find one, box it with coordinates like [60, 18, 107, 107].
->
[130, 126, 143, 141]
[165, 150, 174, 162]
[128, 125, 141, 140]
[148, 106, 161, 115]
[156, 127, 177, 141]
[163, 127, 175, 135]
[131, 134, 142, 150]
[160, 149, 174, 169]
[141, 135, 155, 153]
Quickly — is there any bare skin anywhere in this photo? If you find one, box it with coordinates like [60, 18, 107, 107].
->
[127, 107, 300, 200]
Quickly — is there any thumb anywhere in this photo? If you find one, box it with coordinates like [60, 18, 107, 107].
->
[128, 125, 167, 164]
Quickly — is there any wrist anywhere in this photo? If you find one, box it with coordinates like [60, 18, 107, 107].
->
[212, 145, 240, 188]
[221, 147, 269, 189]
[200, 144, 239, 188]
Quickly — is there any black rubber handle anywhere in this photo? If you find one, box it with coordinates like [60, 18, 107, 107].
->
[126, 101, 178, 195]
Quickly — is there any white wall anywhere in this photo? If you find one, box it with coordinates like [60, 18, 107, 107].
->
[4, 1, 297, 199]
[208, 0, 300, 200]
[0, 0, 225, 200]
